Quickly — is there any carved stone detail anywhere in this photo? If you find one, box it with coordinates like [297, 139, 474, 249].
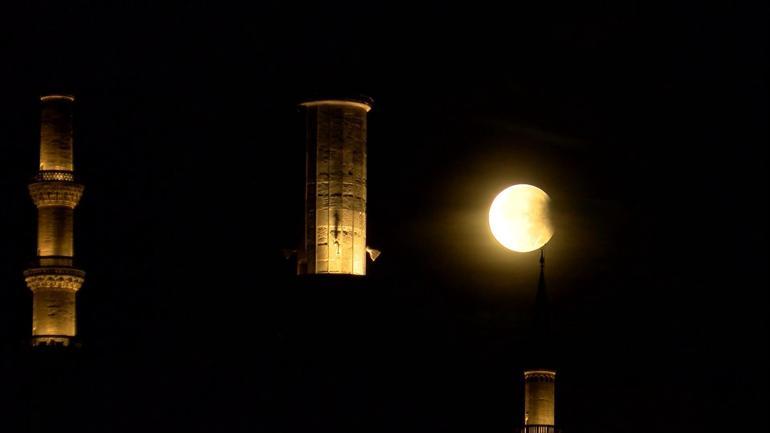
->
[28, 181, 84, 208]
[24, 267, 85, 292]
[524, 370, 557, 382]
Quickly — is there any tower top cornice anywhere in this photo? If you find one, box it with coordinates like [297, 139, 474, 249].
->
[40, 94, 75, 102]
[298, 95, 373, 112]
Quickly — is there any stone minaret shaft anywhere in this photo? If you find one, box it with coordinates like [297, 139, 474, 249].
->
[24, 95, 85, 346]
[524, 370, 556, 429]
[523, 250, 556, 432]
[298, 99, 371, 276]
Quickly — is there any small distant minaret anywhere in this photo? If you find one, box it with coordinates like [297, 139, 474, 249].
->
[297, 98, 372, 276]
[523, 250, 557, 432]
[24, 95, 85, 346]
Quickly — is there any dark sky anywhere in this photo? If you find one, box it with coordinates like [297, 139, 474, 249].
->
[0, 1, 767, 432]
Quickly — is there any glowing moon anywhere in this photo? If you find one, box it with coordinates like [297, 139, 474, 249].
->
[489, 184, 554, 252]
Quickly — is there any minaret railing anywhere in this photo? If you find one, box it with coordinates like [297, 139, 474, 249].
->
[521, 425, 559, 433]
[34, 170, 76, 182]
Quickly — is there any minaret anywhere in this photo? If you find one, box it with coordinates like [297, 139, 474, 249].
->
[522, 250, 557, 432]
[23, 94, 85, 346]
[297, 98, 372, 276]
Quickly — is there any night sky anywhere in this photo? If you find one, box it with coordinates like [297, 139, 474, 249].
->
[1, 1, 767, 432]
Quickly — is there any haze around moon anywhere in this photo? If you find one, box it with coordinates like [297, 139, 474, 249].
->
[489, 184, 554, 253]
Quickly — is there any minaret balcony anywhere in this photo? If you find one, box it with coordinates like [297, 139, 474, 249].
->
[28, 179, 84, 208]
[23, 264, 85, 292]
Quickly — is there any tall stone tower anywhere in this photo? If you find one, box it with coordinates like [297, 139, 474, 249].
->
[523, 370, 556, 431]
[522, 251, 557, 432]
[297, 98, 372, 276]
[24, 94, 85, 346]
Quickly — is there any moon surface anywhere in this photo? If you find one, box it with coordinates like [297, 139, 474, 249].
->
[489, 184, 554, 252]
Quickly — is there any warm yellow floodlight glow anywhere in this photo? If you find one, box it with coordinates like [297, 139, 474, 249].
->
[489, 184, 553, 252]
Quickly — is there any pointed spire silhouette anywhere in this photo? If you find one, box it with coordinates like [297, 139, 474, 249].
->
[533, 248, 551, 340]
[527, 248, 554, 370]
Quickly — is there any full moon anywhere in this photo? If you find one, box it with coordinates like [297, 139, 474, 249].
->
[489, 184, 554, 252]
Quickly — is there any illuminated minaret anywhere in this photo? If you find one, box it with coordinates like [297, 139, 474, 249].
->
[24, 94, 85, 346]
[522, 251, 557, 432]
[297, 98, 372, 276]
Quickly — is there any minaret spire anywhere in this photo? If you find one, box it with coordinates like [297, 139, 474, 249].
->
[533, 248, 551, 343]
[522, 248, 557, 432]
[24, 95, 85, 346]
